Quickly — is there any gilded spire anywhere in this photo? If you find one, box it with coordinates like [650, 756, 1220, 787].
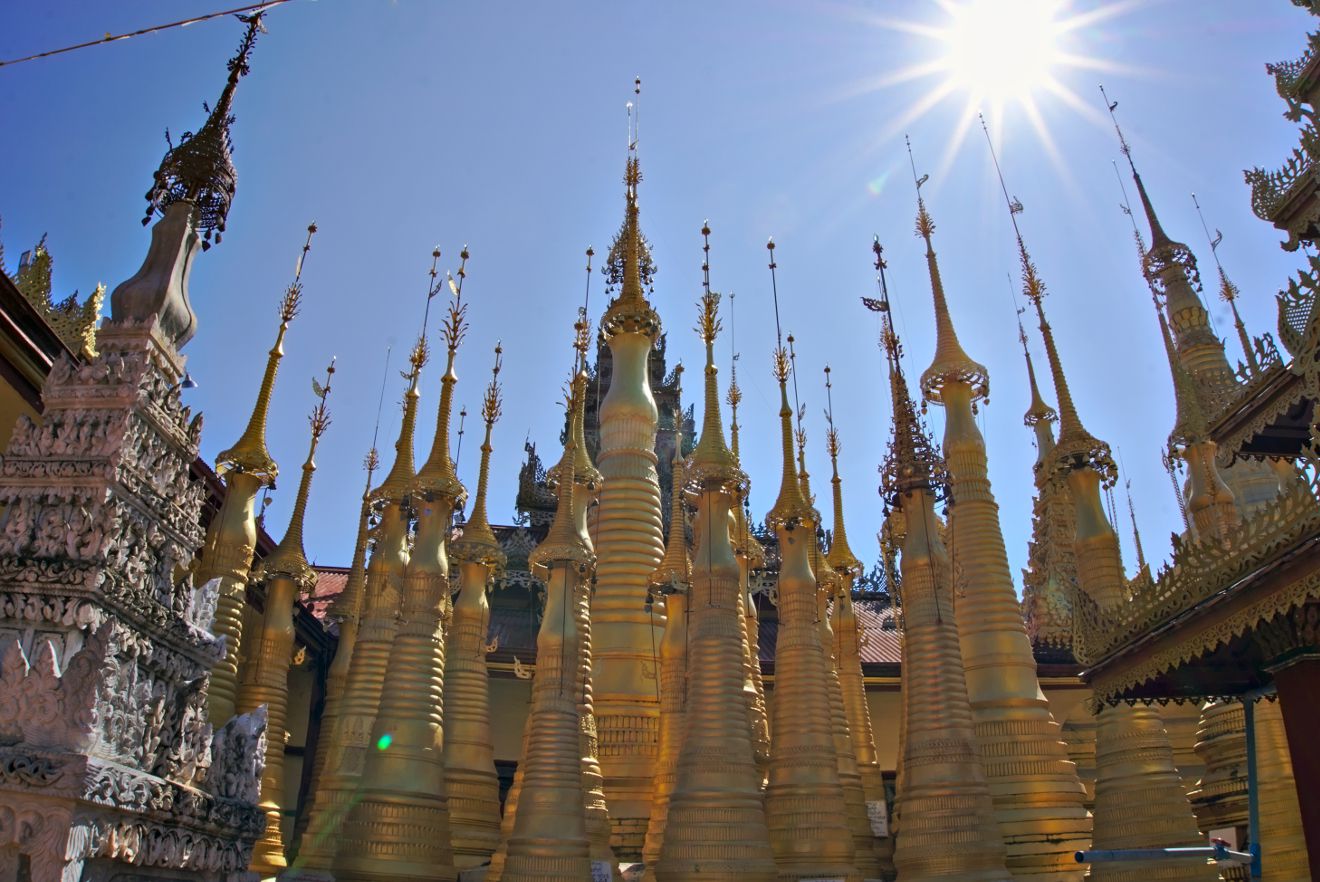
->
[823, 366, 862, 577]
[727, 292, 744, 464]
[1193, 192, 1259, 373]
[451, 343, 506, 569]
[373, 249, 443, 503]
[601, 78, 661, 340]
[1155, 288, 1210, 449]
[529, 378, 592, 574]
[143, 11, 265, 249]
[981, 114, 1116, 484]
[216, 223, 316, 482]
[904, 136, 988, 404]
[787, 334, 819, 510]
[865, 239, 946, 500]
[687, 223, 743, 489]
[374, 337, 427, 503]
[765, 239, 815, 528]
[260, 357, 335, 591]
[1020, 317, 1057, 428]
[1101, 87, 1209, 322]
[651, 416, 692, 590]
[417, 248, 471, 506]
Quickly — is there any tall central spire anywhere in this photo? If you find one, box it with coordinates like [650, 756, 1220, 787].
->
[590, 78, 669, 854]
[1101, 87, 1239, 408]
[241, 356, 335, 876]
[909, 135, 1090, 880]
[201, 222, 315, 725]
[761, 239, 858, 882]
[657, 229, 773, 882]
[445, 343, 507, 868]
[986, 118, 1218, 882]
[867, 241, 1010, 882]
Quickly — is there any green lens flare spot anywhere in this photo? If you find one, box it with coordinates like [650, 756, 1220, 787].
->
[376, 733, 392, 751]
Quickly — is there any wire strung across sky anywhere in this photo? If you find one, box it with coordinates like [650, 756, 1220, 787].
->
[0, 0, 294, 69]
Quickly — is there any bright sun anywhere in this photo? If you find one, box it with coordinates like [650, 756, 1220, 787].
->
[938, 0, 1064, 104]
[863, 0, 1131, 177]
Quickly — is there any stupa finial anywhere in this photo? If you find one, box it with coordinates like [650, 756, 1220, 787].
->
[687, 222, 741, 487]
[373, 248, 442, 504]
[143, 11, 266, 249]
[451, 343, 507, 570]
[981, 113, 1116, 485]
[1101, 86, 1206, 311]
[905, 134, 988, 404]
[260, 356, 335, 591]
[865, 238, 946, 502]
[417, 246, 471, 507]
[765, 239, 814, 529]
[823, 365, 862, 577]
[217, 222, 317, 483]
[1192, 192, 1258, 372]
[602, 78, 661, 340]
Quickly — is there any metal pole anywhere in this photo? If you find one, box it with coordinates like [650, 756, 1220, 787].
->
[1244, 695, 1263, 880]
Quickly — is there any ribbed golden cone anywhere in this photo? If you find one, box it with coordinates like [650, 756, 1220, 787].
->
[1091, 703, 1218, 882]
[917, 202, 1089, 878]
[1045, 325, 1211, 882]
[763, 363, 858, 881]
[818, 583, 884, 880]
[1188, 701, 1248, 855]
[641, 445, 689, 880]
[591, 152, 666, 855]
[445, 352, 506, 869]
[338, 334, 462, 882]
[291, 465, 373, 858]
[503, 436, 592, 882]
[656, 294, 773, 881]
[890, 491, 1010, 882]
[242, 389, 328, 876]
[292, 496, 411, 878]
[201, 301, 297, 725]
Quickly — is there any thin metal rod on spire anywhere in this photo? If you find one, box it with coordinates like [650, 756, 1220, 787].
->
[768, 238, 784, 351]
[979, 114, 1027, 245]
[371, 346, 392, 454]
[904, 134, 929, 195]
[1099, 84, 1136, 174]
[1191, 194, 1226, 269]
[1113, 161, 1143, 241]
[455, 406, 468, 471]
[420, 247, 443, 340]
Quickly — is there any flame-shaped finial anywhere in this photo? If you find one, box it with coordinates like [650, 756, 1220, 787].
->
[217, 222, 317, 483]
[766, 241, 815, 529]
[143, 12, 267, 249]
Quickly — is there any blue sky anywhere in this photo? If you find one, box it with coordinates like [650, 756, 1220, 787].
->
[1, 0, 1313, 586]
